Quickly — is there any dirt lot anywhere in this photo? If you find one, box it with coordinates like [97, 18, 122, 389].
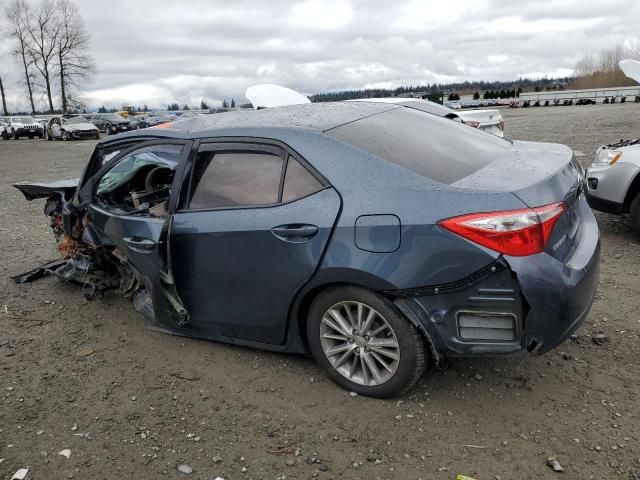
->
[1, 104, 639, 480]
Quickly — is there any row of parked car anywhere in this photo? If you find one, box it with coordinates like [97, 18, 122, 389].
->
[0, 113, 176, 141]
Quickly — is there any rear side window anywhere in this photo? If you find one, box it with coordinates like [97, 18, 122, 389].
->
[326, 108, 509, 184]
[282, 156, 324, 202]
[189, 152, 284, 209]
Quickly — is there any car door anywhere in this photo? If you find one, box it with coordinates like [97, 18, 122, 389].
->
[170, 141, 341, 345]
[86, 140, 193, 327]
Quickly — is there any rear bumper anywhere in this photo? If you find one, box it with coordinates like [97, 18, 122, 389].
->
[392, 197, 600, 357]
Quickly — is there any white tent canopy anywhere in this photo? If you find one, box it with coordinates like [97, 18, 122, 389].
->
[245, 84, 311, 109]
[620, 59, 640, 83]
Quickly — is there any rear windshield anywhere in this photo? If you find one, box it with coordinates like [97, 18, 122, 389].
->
[326, 107, 509, 184]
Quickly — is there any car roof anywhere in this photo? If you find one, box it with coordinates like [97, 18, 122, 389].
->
[162, 102, 400, 135]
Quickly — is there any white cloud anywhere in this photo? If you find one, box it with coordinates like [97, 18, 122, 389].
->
[0, 0, 638, 111]
[288, 0, 353, 29]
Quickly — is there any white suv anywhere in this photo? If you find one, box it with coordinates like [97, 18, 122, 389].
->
[3, 116, 45, 140]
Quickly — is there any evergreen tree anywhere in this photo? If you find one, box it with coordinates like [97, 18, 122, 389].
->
[222, 99, 228, 108]
[200, 100, 209, 110]
[473, 91, 480, 100]
[98, 105, 107, 113]
[183, 104, 190, 110]
[230, 98, 236, 108]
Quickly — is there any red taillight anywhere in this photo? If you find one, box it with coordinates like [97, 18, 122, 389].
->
[463, 120, 480, 128]
[438, 202, 566, 256]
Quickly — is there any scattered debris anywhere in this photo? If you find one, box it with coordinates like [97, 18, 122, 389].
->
[170, 372, 199, 381]
[592, 334, 607, 345]
[212, 455, 222, 463]
[456, 475, 477, 480]
[460, 444, 487, 449]
[349, 391, 358, 397]
[58, 449, 71, 459]
[76, 347, 94, 357]
[547, 457, 564, 472]
[473, 373, 483, 380]
[11, 469, 29, 480]
[71, 423, 77, 431]
[177, 464, 193, 475]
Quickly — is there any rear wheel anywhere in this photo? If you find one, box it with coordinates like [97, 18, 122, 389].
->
[307, 286, 426, 398]
[13, 130, 19, 140]
[630, 193, 640, 235]
[61, 130, 69, 141]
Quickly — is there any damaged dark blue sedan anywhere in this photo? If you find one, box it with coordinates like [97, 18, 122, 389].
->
[14, 102, 600, 397]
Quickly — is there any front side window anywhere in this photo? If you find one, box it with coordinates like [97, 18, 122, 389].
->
[189, 151, 284, 210]
[95, 144, 183, 212]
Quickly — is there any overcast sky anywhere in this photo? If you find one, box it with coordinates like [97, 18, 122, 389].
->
[1, 0, 639, 111]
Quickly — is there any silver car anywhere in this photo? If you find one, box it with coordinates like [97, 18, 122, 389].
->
[585, 138, 640, 233]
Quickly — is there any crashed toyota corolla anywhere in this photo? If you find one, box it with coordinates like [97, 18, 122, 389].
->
[13, 102, 600, 398]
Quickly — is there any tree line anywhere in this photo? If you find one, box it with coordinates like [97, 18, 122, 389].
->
[0, 0, 94, 115]
[311, 77, 569, 103]
[570, 44, 640, 90]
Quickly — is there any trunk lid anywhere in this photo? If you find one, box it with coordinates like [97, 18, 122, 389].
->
[452, 141, 585, 262]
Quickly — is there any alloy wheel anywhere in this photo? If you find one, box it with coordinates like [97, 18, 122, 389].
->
[319, 301, 400, 386]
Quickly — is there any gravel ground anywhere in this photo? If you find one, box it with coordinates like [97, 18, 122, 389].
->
[1, 104, 639, 480]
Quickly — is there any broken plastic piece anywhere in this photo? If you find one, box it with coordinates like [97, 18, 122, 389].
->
[58, 449, 71, 459]
[11, 469, 29, 480]
[10, 259, 67, 284]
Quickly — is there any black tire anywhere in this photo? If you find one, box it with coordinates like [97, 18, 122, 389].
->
[47, 131, 52, 141]
[630, 193, 640, 235]
[28, 135, 34, 139]
[13, 130, 19, 140]
[307, 285, 426, 398]
[61, 130, 68, 141]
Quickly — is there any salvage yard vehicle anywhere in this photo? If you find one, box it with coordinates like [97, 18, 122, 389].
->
[353, 98, 506, 137]
[46, 116, 100, 141]
[89, 113, 132, 134]
[0, 117, 8, 139]
[3, 116, 45, 139]
[13, 102, 599, 398]
[249, 85, 506, 137]
[586, 138, 640, 234]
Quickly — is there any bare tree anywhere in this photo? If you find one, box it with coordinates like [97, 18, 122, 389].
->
[55, 0, 94, 112]
[6, 0, 37, 114]
[0, 74, 8, 115]
[571, 44, 640, 89]
[25, 0, 60, 112]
